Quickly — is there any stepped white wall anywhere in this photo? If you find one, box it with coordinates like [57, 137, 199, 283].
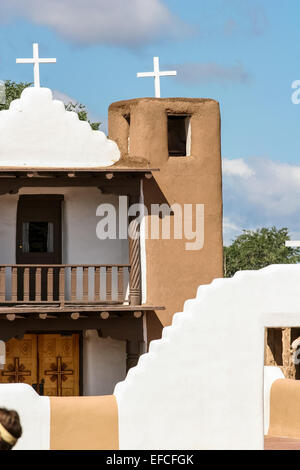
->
[0, 87, 120, 168]
[114, 265, 300, 450]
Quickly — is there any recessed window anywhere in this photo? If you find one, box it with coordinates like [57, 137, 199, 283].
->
[22, 222, 54, 253]
[123, 114, 130, 154]
[168, 114, 191, 157]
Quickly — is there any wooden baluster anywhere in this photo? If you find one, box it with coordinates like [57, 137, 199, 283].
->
[71, 267, 77, 302]
[36, 267, 42, 302]
[94, 266, 100, 301]
[118, 267, 124, 303]
[0, 267, 6, 302]
[106, 266, 112, 302]
[83, 267, 89, 301]
[24, 267, 30, 302]
[11, 266, 17, 302]
[47, 267, 53, 301]
[59, 267, 65, 305]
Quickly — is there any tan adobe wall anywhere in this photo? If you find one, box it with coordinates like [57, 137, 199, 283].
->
[109, 98, 223, 327]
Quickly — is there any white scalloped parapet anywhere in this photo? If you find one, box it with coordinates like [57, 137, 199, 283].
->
[0, 87, 120, 168]
[114, 265, 300, 450]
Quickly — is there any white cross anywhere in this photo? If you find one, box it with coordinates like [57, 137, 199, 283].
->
[16, 43, 56, 88]
[137, 57, 177, 98]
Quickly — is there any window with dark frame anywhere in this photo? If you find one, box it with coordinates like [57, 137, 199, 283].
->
[167, 114, 191, 157]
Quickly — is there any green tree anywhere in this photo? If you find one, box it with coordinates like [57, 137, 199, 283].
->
[224, 227, 300, 278]
[0, 80, 100, 130]
[0, 80, 31, 110]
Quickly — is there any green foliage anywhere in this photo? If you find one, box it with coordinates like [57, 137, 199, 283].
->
[0, 80, 31, 111]
[224, 227, 300, 278]
[65, 102, 101, 130]
[0, 80, 101, 130]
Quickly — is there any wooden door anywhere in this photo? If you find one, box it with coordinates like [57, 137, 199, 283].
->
[0, 334, 37, 386]
[16, 195, 63, 265]
[38, 334, 79, 396]
[16, 195, 63, 300]
[0, 334, 80, 396]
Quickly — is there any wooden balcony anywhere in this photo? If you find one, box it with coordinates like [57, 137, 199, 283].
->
[0, 264, 163, 319]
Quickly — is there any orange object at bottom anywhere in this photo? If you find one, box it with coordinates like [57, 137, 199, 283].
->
[268, 379, 300, 440]
[50, 395, 119, 450]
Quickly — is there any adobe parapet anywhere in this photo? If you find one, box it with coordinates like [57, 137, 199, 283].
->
[108, 97, 220, 168]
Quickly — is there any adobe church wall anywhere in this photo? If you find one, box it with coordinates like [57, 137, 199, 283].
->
[109, 98, 223, 327]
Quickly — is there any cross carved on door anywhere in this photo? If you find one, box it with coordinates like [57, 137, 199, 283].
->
[45, 356, 74, 396]
[2, 357, 31, 383]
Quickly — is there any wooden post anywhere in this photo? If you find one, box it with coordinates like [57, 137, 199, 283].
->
[128, 195, 141, 305]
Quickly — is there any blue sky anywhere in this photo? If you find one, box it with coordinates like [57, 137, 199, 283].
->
[0, 0, 300, 244]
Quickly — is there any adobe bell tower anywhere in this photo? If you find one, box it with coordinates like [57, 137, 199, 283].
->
[108, 97, 223, 340]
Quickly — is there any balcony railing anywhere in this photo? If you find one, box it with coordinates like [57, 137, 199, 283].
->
[0, 264, 132, 305]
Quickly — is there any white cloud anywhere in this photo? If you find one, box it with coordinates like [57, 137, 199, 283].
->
[223, 158, 255, 177]
[223, 157, 300, 245]
[0, 0, 184, 47]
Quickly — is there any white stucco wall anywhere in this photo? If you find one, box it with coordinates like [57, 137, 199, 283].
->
[83, 330, 126, 396]
[114, 265, 300, 450]
[0, 87, 120, 167]
[0, 384, 50, 450]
